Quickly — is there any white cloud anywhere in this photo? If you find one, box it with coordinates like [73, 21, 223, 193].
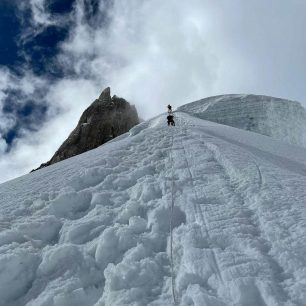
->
[29, 0, 54, 26]
[59, 0, 219, 118]
[0, 69, 17, 137]
[0, 138, 7, 154]
[17, 0, 73, 45]
[0, 76, 99, 183]
[58, 0, 306, 117]
[1, 0, 306, 183]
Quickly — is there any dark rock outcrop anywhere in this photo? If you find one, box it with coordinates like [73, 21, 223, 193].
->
[32, 87, 139, 171]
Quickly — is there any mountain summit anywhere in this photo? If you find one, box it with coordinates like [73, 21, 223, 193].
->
[32, 87, 139, 171]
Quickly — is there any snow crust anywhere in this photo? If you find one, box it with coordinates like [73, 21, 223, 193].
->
[178, 94, 306, 148]
[0, 112, 306, 305]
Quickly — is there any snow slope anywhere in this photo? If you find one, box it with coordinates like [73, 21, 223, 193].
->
[0, 112, 306, 306]
[178, 94, 306, 148]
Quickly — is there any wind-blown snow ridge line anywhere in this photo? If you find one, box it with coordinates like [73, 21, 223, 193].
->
[180, 127, 225, 286]
[199, 132, 265, 191]
[254, 163, 263, 189]
[197, 135, 290, 303]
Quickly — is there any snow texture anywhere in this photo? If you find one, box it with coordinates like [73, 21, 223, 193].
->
[178, 94, 306, 148]
[0, 110, 306, 305]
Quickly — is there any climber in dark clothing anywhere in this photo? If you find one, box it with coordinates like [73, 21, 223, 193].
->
[167, 114, 175, 126]
[167, 104, 172, 113]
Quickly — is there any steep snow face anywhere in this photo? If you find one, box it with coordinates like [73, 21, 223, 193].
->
[0, 113, 306, 306]
[178, 94, 306, 148]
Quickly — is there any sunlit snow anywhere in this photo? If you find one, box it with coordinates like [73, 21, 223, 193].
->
[178, 94, 306, 148]
[0, 111, 305, 306]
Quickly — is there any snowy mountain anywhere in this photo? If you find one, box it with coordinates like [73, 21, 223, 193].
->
[178, 94, 306, 148]
[0, 111, 306, 306]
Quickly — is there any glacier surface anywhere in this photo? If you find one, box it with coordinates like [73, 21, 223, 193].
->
[178, 94, 306, 148]
[0, 112, 306, 305]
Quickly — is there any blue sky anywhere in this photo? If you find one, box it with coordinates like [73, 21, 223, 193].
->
[0, 0, 106, 161]
[1, 0, 306, 183]
[0, 0, 74, 145]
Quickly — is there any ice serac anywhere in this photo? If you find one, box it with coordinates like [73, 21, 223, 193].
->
[178, 94, 306, 147]
[33, 87, 139, 171]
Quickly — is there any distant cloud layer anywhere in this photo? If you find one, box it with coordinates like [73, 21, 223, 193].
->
[1, 0, 306, 183]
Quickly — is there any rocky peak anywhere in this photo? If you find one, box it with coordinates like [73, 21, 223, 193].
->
[32, 87, 139, 172]
[98, 87, 111, 103]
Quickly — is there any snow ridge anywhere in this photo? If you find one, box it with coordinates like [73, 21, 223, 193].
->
[0, 112, 305, 305]
[169, 128, 179, 306]
[178, 94, 306, 148]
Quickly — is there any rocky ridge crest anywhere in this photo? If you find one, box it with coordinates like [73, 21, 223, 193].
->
[32, 87, 139, 171]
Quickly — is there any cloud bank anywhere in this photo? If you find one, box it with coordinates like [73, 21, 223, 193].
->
[1, 0, 306, 183]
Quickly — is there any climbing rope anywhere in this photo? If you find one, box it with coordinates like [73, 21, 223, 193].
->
[169, 128, 179, 306]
